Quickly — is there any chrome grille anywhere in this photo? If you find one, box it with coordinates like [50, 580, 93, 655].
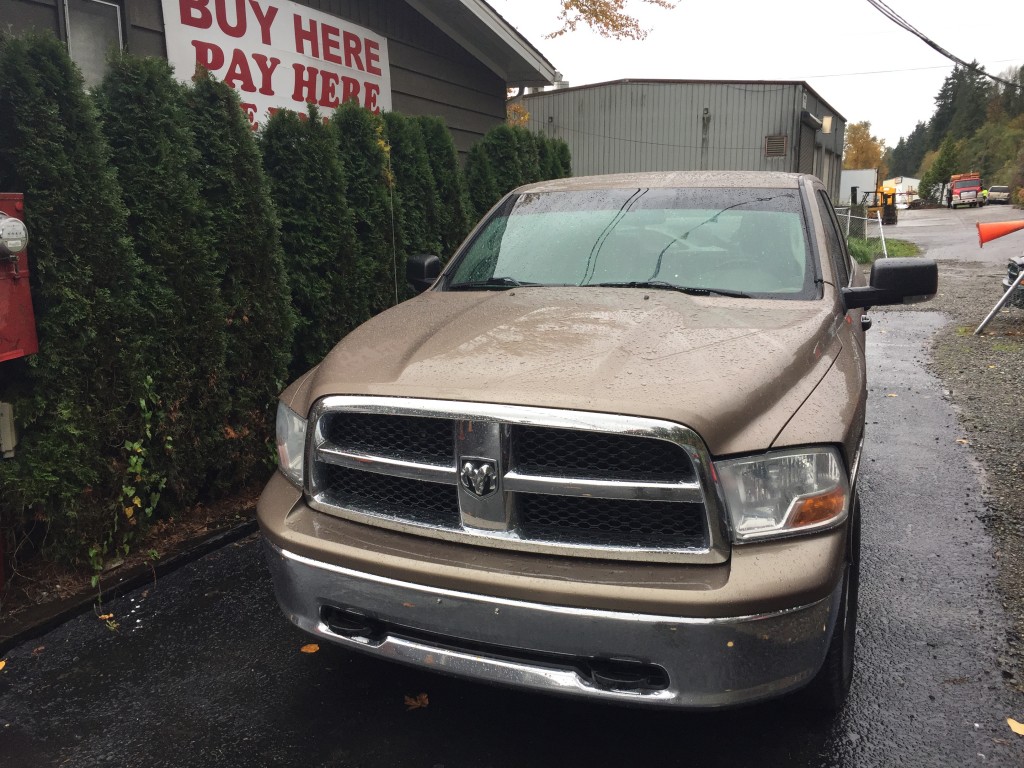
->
[307, 397, 726, 564]
[513, 426, 695, 482]
[321, 464, 459, 527]
[518, 495, 706, 549]
[322, 412, 453, 465]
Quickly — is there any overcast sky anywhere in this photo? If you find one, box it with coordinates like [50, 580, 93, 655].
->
[496, 0, 1024, 150]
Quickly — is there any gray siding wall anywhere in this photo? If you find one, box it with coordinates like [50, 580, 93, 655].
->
[525, 81, 845, 199]
[3, 0, 507, 154]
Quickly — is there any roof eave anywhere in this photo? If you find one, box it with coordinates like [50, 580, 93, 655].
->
[403, 0, 558, 86]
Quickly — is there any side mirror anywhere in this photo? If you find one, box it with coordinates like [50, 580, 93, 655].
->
[842, 257, 938, 310]
[407, 253, 442, 294]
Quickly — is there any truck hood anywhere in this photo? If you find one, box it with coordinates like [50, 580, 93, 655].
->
[305, 288, 842, 456]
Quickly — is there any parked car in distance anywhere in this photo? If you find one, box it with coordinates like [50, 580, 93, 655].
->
[259, 171, 938, 714]
[988, 185, 1011, 204]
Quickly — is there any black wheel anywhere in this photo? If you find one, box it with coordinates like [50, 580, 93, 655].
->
[801, 495, 860, 713]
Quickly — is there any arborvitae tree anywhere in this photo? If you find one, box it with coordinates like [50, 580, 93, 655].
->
[481, 125, 525, 196]
[260, 106, 356, 377]
[464, 141, 500, 221]
[332, 100, 401, 316]
[414, 115, 470, 258]
[537, 135, 556, 180]
[383, 111, 441, 257]
[0, 33, 146, 563]
[95, 53, 228, 508]
[512, 127, 542, 184]
[185, 70, 295, 491]
[553, 138, 573, 178]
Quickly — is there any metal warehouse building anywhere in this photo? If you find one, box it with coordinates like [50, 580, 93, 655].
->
[522, 79, 847, 199]
[2, 0, 556, 153]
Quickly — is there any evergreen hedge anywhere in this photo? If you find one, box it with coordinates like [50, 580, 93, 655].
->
[383, 112, 441, 258]
[414, 115, 470, 259]
[0, 32, 574, 572]
[95, 54, 229, 510]
[186, 71, 295, 490]
[0, 33, 148, 567]
[331, 100, 402, 316]
[260, 106, 356, 377]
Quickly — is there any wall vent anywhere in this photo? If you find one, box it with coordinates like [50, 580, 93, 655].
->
[764, 135, 788, 158]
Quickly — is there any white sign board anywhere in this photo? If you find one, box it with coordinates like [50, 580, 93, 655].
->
[161, 0, 392, 130]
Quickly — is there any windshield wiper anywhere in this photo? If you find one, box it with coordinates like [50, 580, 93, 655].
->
[589, 280, 751, 298]
[448, 276, 540, 291]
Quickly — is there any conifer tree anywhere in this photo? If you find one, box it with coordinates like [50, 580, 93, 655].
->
[186, 70, 295, 490]
[260, 106, 356, 377]
[332, 100, 401, 316]
[95, 53, 228, 507]
[482, 125, 525, 196]
[415, 115, 471, 257]
[0, 33, 145, 560]
[464, 142, 500, 221]
[383, 111, 441, 257]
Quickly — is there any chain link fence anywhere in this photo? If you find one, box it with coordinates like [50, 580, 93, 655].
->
[834, 206, 888, 263]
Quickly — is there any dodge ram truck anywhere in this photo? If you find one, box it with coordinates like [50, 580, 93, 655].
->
[258, 171, 938, 712]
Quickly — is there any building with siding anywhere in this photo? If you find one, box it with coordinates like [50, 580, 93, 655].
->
[522, 79, 847, 199]
[2, 0, 557, 153]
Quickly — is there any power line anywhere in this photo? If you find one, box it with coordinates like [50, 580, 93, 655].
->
[806, 58, 1024, 80]
[865, 0, 1022, 89]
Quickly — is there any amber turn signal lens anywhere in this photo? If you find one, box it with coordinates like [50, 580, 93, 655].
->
[789, 486, 847, 528]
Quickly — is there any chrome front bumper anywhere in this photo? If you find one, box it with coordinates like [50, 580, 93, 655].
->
[263, 539, 841, 709]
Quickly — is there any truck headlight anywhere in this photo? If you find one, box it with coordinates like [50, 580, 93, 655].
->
[276, 401, 307, 489]
[715, 447, 849, 542]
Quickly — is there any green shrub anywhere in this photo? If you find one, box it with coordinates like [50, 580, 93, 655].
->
[464, 142, 500, 222]
[95, 53, 229, 509]
[481, 125, 524, 198]
[332, 100, 402, 316]
[553, 138, 572, 178]
[414, 115, 471, 258]
[512, 127, 542, 185]
[383, 112, 441, 258]
[0, 32, 147, 565]
[260, 106, 356, 377]
[186, 70, 294, 491]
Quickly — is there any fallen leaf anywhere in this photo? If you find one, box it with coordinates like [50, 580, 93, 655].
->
[98, 613, 114, 621]
[405, 693, 429, 710]
[31, 646, 44, 656]
[885, 393, 899, 398]
[0, 660, 6, 671]
[956, 439, 970, 445]
[300, 644, 320, 654]
[989, 365, 998, 369]
[1009, 717, 1024, 736]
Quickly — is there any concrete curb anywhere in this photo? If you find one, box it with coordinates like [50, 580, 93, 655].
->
[0, 517, 259, 656]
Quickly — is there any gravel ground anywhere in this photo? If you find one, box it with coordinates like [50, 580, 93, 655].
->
[886, 258, 1024, 692]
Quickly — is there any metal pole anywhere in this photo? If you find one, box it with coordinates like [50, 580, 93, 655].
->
[876, 211, 888, 258]
[974, 270, 1024, 335]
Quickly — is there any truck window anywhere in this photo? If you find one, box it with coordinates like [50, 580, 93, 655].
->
[816, 190, 851, 287]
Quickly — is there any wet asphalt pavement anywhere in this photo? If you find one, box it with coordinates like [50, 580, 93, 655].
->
[2, 314, 1023, 766]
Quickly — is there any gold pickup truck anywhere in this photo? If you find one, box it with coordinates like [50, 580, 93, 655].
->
[258, 171, 937, 712]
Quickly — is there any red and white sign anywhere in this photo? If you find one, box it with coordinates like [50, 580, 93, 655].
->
[161, 0, 392, 129]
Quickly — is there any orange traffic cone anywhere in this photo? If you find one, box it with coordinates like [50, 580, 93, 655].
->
[977, 219, 1024, 247]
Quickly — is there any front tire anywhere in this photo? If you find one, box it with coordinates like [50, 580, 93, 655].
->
[801, 495, 860, 713]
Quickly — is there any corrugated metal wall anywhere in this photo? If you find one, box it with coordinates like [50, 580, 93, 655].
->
[1, 0, 507, 154]
[524, 80, 846, 200]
